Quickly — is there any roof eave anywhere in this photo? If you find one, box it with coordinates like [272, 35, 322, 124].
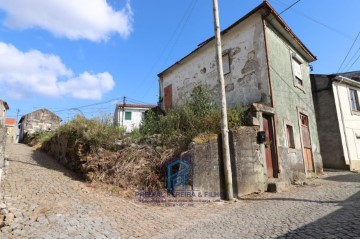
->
[334, 76, 360, 88]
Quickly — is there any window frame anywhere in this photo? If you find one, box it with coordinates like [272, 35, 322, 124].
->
[349, 88, 360, 113]
[286, 124, 295, 149]
[222, 52, 231, 75]
[283, 120, 296, 152]
[291, 51, 305, 91]
[125, 111, 132, 121]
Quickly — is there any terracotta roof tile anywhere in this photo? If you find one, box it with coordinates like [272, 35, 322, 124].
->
[5, 118, 17, 126]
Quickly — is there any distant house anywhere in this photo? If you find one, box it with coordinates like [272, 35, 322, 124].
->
[311, 72, 360, 171]
[158, 1, 323, 186]
[18, 108, 62, 142]
[0, 100, 9, 126]
[114, 104, 156, 133]
[5, 118, 17, 143]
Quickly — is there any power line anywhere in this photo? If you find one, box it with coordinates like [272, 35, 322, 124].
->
[52, 96, 124, 113]
[337, 32, 360, 73]
[345, 51, 360, 72]
[135, 0, 199, 97]
[278, 0, 301, 16]
[270, 0, 353, 40]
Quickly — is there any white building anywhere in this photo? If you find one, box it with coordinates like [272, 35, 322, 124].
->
[114, 104, 156, 133]
[311, 72, 360, 171]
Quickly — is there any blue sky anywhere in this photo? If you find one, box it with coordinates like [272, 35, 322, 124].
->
[1, 0, 360, 121]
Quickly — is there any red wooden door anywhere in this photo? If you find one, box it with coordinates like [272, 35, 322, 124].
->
[164, 85, 172, 112]
[263, 116, 276, 178]
[300, 113, 314, 171]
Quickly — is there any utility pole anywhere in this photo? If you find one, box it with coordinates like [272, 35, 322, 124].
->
[16, 109, 20, 122]
[121, 96, 126, 127]
[212, 0, 233, 201]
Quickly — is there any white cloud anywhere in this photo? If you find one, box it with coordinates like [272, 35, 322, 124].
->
[0, 0, 133, 41]
[0, 42, 115, 99]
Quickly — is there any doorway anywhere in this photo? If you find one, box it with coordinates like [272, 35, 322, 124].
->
[263, 115, 278, 178]
[300, 113, 314, 172]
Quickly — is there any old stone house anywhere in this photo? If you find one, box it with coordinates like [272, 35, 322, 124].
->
[114, 104, 156, 133]
[311, 72, 360, 171]
[158, 2, 322, 193]
[19, 108, 62, 142]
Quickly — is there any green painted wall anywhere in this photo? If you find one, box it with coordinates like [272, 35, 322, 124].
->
[265, 22, 322, 177]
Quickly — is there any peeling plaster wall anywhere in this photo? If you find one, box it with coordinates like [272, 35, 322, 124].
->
[265, 22, 322, 180]
[160, 13, 271, 109]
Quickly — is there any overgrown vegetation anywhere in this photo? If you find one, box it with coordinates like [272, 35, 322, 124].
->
[25, 86, 249, 192]
[138, 86, 247, 151]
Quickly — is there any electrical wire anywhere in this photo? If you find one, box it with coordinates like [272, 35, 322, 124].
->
[337, 32, 360, 73]
[270, 0, 353, 40]
[135, 0, 199, 97]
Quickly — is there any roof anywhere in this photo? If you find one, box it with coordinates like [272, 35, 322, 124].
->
[158, 1, 316, 78]
[19, 108, 62, 123]
[311, 72, 360, 90]
[334, 75, 360, 88]
[116, 104, 157, 109]
[5, 118, 17, 126]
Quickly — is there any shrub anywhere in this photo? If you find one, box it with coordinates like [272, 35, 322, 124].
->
[139, 85, 248, 151]
[54, 115, 126, 152]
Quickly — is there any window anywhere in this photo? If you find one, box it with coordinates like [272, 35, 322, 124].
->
[292, 57, 303, 86]
[125, 112, 132, 120]
[349, 89, 360, 112]
[141, 112, 145, 121]
[286, 124, 295, 149]
[222, 53, 230, 75]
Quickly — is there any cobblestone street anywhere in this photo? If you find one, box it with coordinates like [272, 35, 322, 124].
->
[1, 143, 360, 238]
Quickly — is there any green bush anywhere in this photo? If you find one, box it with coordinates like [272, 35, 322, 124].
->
[139, 85, 248, 151]
[60, 115, 126, 151]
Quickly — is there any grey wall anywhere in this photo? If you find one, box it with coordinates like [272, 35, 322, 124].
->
[189, 126, 267, 199]
[311, 75, 348, 170]
[230, 127, 267, 197]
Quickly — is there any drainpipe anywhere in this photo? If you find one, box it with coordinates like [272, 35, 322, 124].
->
[334, 76, 352, 168]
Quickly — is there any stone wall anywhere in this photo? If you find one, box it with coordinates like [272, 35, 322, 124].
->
[189, 126, 267, 199]
[19, 109, 61, 142]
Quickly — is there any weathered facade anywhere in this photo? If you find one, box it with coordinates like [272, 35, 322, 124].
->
[5, 118, 17, 143]
[311, 72, 360, 171]
[158, 2, 322, 192]
[19, 108, 61, 142]
[114, 104, 156, 133]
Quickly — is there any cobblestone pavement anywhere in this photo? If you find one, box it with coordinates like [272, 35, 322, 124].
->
[0, 143, 359, 238]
